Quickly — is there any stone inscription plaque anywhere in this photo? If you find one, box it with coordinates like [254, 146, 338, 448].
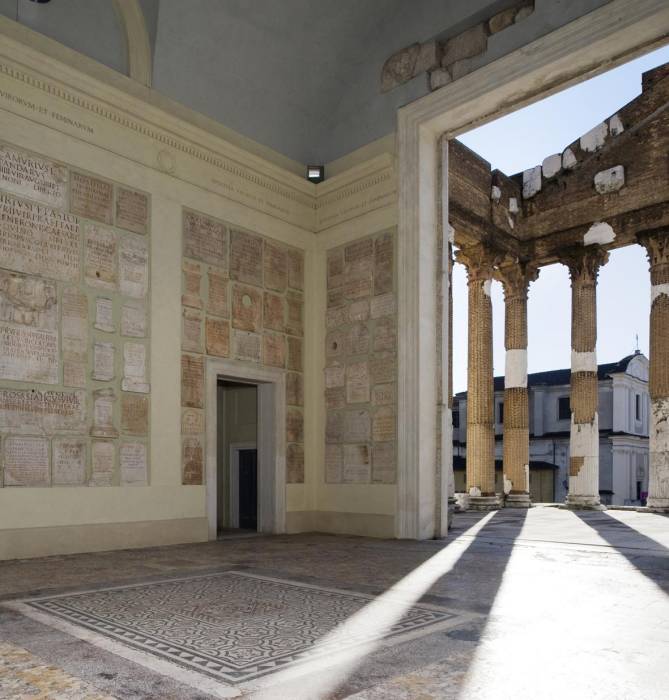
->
[326, 411, 343, 442]
[3, 436, 50, 486]
[90, 441, 114, 486]
[371, 353, 396, 384]
[205, 317, 230, 358]
[263, 333, 285, 368]
[348, 323, 370, 356]
[327, 250, 343, 289]
[286, 443, 304, 483]
[287, 336, 302, 372]
[372, 442, 396, 484]
[121, 393, 148, 435]
[286, 408, 304, 443]
[183, 210, 228, 268]
[0, 144, 68, 209]
[343, 444, 371, 484]
[0, 324, 58, 384]
[348, 300, 370, 322]
[346, 361, 370, 403]
[119, 236, 149, 299]
[263, 241, 287, 292]
[373, 407, 396, 442]
[182, 261, 202, 309]
[181, 354, 204, 408]
[91, 388, 118, 438]
[53, 438, 86, 485]
[181, 407, 204, 434]
[286, 248, 304, 291]
[0, 389, 85, 434]
[285, 292, 303, 336]
[93, 341, 115, 381]
[182, 436, 203, 485]
[233, 330, 261, 363]
[263, 292, 284, 332]
[372, 383, 395, 406]
[84, 225, 117, 290]
[325, 387, 346, 409]
[286, 372, 303, 406]
[71, 171, 113, 224]
[374, 318, 396, 352]
[0, 193, 80, 282]
[371, 293, 395, 319]
[344, 410, 370, 442]
[122, 342, 149, 393]
[121, 304, 146, 338]
[207, 268, 228, 317]
[62, 287, 88, 388]
[94, 297, 114, 332]
[116, 187, 148, 235]
[325, 444, 342, 483]
[325, 364, 345, 389]
[120, 442, 147, 485]
[230, 229, 263, 286]
[374, 233, 394, 295]
[232, 284, 261, 332]
[182, 309, 203, 353]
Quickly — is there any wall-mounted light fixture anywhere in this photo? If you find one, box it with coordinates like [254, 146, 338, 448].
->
[28, 0, 52, 4]
[306, 165, 325, 184]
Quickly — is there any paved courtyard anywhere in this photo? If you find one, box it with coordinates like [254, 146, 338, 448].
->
[0, 507, 667, 699]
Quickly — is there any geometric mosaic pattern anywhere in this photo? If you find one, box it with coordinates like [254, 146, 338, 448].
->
[27, 571, 457, 683]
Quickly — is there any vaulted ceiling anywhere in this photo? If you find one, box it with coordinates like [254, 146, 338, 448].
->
[0, 0, 611, 165]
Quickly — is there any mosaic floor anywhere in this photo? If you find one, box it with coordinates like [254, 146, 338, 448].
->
[18, 571, 458, 685]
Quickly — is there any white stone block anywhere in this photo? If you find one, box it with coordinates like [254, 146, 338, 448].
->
[580, 122, 608, 152]
[651, 283, 669, 304]
[505, 349, 527, 388]
[429, 68, 451, 91]
[609, 113, 624, 136]
[491, 185, 501, 201]
[562, 148, 577, 170]
[482, 279, 492, 297]
[594, 165, 625, 194]
[571, 351, 597, 372]
[509, 197, 519, 214]
[522, 165, 542, 199]
[584, 221, 615, 246]
[542, 154, 562, 178]
[448, 225, 455, 244]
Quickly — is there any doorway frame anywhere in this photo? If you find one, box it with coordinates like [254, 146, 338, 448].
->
[205, 358, 287, 539]
[396, 0, 669, 538]
[228, 441, 258, 529]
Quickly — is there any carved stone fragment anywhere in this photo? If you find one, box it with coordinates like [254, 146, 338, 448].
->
[230, 229, 263, 286]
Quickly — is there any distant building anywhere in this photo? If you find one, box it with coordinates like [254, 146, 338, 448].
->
[453, 353, 650, 506]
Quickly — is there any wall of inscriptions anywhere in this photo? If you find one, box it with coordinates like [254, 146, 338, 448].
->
[324, 231, 397, 485]
[0, 142, 151, 490]
[181, 209, 305, 485]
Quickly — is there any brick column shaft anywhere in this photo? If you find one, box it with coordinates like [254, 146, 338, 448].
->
[497, 262, 538, 507]
[456, 244, 503, 509]
[638, 231, 669, 512]
[561, 245, 608, 508]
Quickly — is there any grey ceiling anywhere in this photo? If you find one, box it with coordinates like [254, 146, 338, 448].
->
[1, 0, 610, 165]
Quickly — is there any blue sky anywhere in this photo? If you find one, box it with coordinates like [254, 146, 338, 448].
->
[451, 45, 669, 393]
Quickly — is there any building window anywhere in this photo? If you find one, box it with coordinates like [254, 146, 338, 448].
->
[498, 402, 504, 424]
[635, 394, 641, 421]
[452, 410, 460, 428]
[558, 396, 570, 421]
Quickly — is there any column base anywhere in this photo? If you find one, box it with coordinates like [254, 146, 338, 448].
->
[646, 497, 669, 513]
[565, 495, 605, 510]
[505, 493, 531, 508]
[468, 495, 502, 511]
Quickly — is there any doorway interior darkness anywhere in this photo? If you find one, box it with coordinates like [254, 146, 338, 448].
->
[217, 380, 258, 534]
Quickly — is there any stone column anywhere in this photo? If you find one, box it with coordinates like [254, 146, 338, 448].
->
[456, 243, 503, 510]
[560, 245, 609, 509]
[637, 230, 669, 512]
[496, 261, 539, 507]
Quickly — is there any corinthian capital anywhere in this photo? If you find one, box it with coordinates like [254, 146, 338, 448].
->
[455, 242, 505, 282]
[559, 245, 609, 284]
[495, 259, 539, 301]
[637, 230, 669, 285]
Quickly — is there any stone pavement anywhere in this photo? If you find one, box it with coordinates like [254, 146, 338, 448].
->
[0, 507, 667, 699]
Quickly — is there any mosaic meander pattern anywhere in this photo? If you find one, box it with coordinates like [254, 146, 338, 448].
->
[26, 571, 457, 683]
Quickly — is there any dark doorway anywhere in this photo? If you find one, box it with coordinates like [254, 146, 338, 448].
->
[238, 449, 258, 530]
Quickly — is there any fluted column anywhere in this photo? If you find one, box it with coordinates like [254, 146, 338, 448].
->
[560, 245, 609, 509]
[637, 230, 669, 512]
[456, 243, 504, 510]
[496, 261, 539, 507]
